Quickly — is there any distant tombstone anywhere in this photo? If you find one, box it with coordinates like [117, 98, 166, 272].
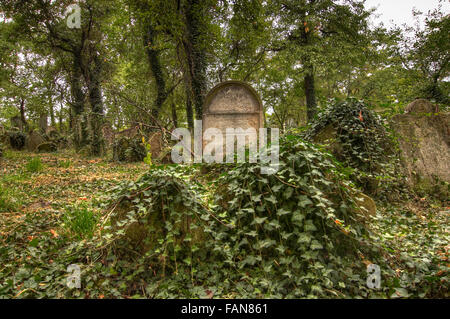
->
[102, 123, 115, 146]
[202, 81, 264, 158]
[147, 131, 163, 157]
[11, 116, 23, 131]
[405, 99, 439, 114]
[26, 130, 45, 152]
[39, 114, 48, 133]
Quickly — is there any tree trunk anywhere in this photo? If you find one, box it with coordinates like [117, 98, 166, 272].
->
[49, 101, 56, 127]
[304, 64, 317, 122]
[58, 107, 64, 133]
[183, 0, 208, 120]
[186, 91, 194, 132]
[171, 102, 178, 128]
[87, 54, 104, 156]
[70, 51, 88, 149]
[39, 113, 48, 134]
[143, 22, 167, 121]
[19, 98, 28, 131]
[300, 7, 317, 123]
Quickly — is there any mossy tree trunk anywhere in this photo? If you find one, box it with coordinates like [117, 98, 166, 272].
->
[183, 0, 208, 121]
[86, 54, 105, 156]
[143, 22, 168, 122]
[70, 51, 88, 150]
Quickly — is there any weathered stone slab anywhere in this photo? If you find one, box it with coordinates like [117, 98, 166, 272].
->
[11, 116, 23, 131]
[148, 131, 163, 158]
[25, 130, 45, 152]
[102, 123, 115, 146]
[405, 99, 439, 114]
[202, 81, 264, 156]
[391, 111, 450, 186]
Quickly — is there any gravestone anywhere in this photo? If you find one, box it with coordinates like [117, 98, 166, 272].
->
[25, 130, 45, 152]
[391, 107, 450, 190]
[405, 99, 439, 114]
[11, 116, 23, 131]
[202, 81, 264, 157]
[102, 123, 115, 146]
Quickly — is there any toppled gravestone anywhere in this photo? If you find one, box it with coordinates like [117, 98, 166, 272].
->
[36, 142, 57, 153]
[147, 131, 168, 162]
[112, 124, 167, 162]
[10, 116, 23, 131]
[391, 99, 449, 192]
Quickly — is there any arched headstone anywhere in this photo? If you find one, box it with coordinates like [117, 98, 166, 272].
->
[202, 81, 264, 156]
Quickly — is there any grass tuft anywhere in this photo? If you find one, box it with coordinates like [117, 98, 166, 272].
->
[25, 157, 44, 173]
[63, 204, 98, 239]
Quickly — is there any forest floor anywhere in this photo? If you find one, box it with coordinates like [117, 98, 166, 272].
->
[0, 150, 448, 298]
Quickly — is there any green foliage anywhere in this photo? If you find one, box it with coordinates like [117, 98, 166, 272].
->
[63, 204, 98, 240]
[0, 150, 446, 299]
[25, 157, 44, 173]
[58, 159, 72, 168]
[0, 187, 18, 213]
[405, 9, 449, 104]
[372, 204, 449, 298]
[102, 166, 206, 264]
[304, 98, 402, 197]
[204, 135, 385, 298]
[142, 138, 153, 166]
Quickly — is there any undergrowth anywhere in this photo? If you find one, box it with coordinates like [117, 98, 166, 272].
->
[0, 138, 447, 299]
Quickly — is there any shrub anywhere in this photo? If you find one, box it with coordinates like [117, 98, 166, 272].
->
[112, 136, 147, 162]
[303, 98, 400, 196]
[8, 130, 26, 150]
[58, 160, 72, 168]
[203, 135, 388, 298]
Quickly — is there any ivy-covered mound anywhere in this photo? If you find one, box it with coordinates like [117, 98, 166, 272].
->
[101, 167, 207, 263]
[91, 136, 392, 298]
[8, 130, 26, 150]
[1, 137, 445, 299]
[303, 99, 400, 197]
[202, 135, 391, 298]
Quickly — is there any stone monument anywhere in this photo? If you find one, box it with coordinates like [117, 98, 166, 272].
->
[202, 81, 264, 159]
